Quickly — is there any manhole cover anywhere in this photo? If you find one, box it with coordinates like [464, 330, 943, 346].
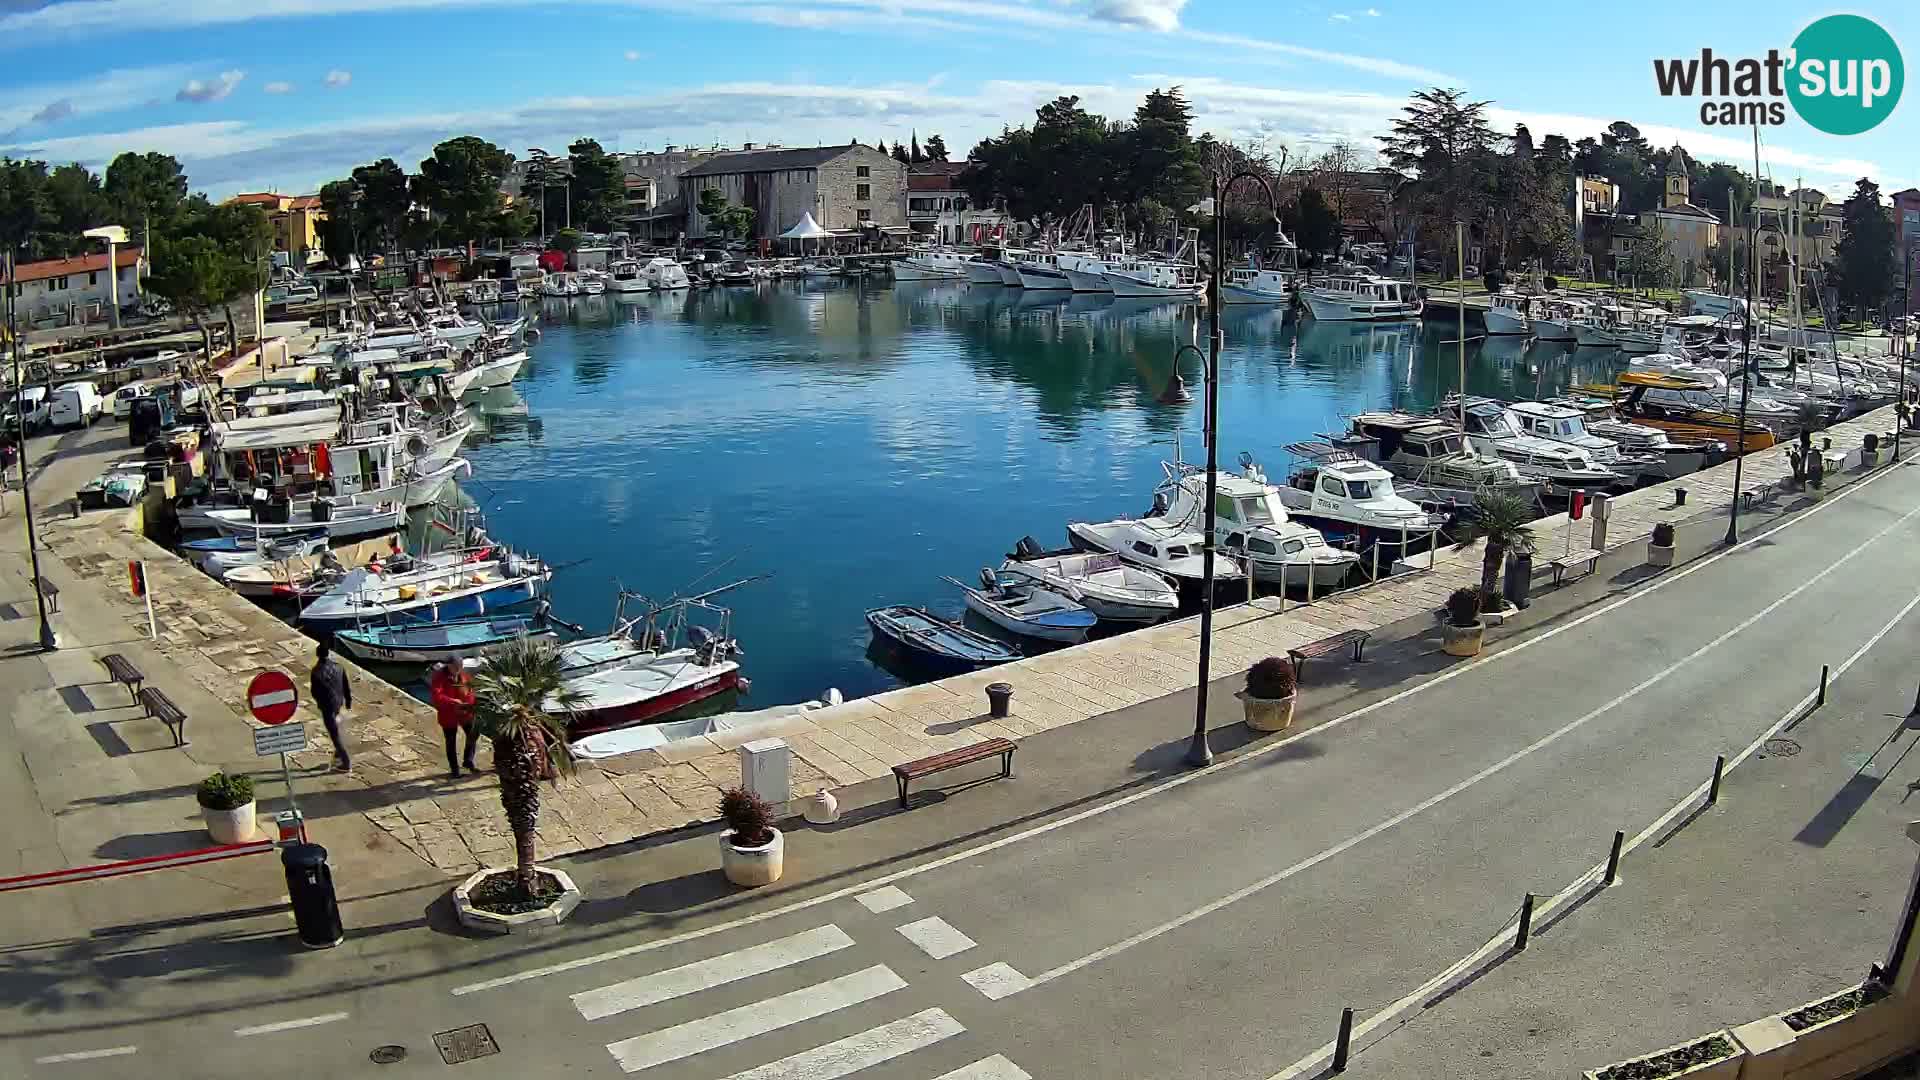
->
[434, 1024, 500, 1065]
[1762, 738, 1801, 757]
[369, 1045, 407, 1065]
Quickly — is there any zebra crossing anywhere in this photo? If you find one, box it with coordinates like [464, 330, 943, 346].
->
[556, 887, 1034, 1078]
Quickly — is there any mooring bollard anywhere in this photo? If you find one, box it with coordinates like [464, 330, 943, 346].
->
[1911, 683, 1920, 717]
[1603, 830, 1624, 887]
[1674, 487, 1688, 507]
[1516, 893, 1535, 951]
[1707, 754, 1726, 805]
[986, 682, 1013, 720]
[1331, 1007, 1355, 1073]
[1817, 664, 1830, 706]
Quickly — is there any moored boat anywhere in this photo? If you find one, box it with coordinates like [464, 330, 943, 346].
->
[945, 570, 1097, 644]
[1000, 539, 1178, 624]
[865, 606, 1020, 673]
[333, 612, 563, 664]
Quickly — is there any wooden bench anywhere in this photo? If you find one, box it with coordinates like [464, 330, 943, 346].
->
[1549, 548, 1603, 585]
[894, 738, 1016, 808]
[98, 653, 145, 703]
[32, 575, 59, 614]
[1287, 629, 1371, 680]
[136, 686, 188, 747]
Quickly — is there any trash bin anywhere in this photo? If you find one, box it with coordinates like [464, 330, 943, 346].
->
[1503, 551, 1533, 610]
[282, 843, 343, 949]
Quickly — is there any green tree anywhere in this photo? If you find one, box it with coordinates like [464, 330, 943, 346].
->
[350, 158, 411, 254]
[567, 138, 625, 232]
[317, 180, 359, 264]
[909, 132, 924, 165]
[473, 639, 585, 898]
[552, 227, 581, 254]
[696, 187, 755, 239]
[1379, 87, 1498, 233]
[924, 134, 949, 163]
[143, 233, 252, 363]
[0, 158, 51, 254]
[890, 141, 910, 165]
[1830, 177, 1895, 318]
[1122, 86, 1203, 216]
[41, 163, 107, 259]
[412, 136, 514, 248]
[102, 151, 188, 247]
[490, 200, 536, 246]
[1622, 217, 1675, 290]
[1690, 161, 1753, 222]
[1293, 187, 1340, 256]
[1456, 491, 1537, 609]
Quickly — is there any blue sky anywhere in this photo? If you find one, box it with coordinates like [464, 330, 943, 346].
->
[0, 1, 1912, 199]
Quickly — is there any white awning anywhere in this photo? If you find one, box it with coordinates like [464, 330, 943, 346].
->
[779, 212, 830, 240]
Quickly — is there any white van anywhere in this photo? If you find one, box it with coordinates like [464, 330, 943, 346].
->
[4, 386, 50, 434]
[112, 382, 152, 419]
[49, 381, 104, 429]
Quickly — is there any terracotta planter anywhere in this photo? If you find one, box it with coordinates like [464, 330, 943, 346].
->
[1441, 621, 1484, 657]
[721, 827, 784, 887]
[1648, 543, 1675, 567]
[1237, 690, 1296, 733]
[202, 800, 257, 844]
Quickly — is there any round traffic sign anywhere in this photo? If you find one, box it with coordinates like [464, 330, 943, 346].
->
[247, 670, 299, 725]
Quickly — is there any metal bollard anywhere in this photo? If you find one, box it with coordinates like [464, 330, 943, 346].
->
[1516, 893, 1535, 951]
[1674, 487, 1688, 507]
[986, 682, 1013, 720]
[1911, 683, 1920, 717]
[1331, 1007, 1355, 1073]
[1602, 830, 1624, 887]
[1707, 754, 1726, 805]
[1817, 664, 1829, 706]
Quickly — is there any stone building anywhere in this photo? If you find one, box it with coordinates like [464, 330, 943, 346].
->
[678, 144, 906, 243]
[1610, 147, 1720, 284]
[907, 163, 1008, 245]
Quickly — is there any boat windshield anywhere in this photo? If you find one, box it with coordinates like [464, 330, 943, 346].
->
[1236, 495, 1278, 525]
[1164, 544, 1191, 557]
[1347, 479, 1375, 499]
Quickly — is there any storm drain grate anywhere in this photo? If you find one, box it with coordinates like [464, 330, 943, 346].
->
[1762, 738, 1802, 757]
[369, 1045, 407, 1065]
[434, 1024, 500, 1065]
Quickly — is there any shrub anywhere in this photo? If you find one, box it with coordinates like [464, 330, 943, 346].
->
[1446, 587, 1482, 628]
[720, 787, 775, 846]
[1245, 657, 1297, 700]
[1652, 522, 1676, 547]
[196, 772, 254, 811]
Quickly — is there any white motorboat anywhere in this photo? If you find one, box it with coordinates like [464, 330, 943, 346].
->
[1000, 539, 1178, 625]
[298, 549, 550, 629]
[642, 257, 691, 290]
[964, 258, 1007, 285]
[895, 249, 971, 280]
[1344, 412, 1544, 511]
[1507, 399, 1665, 479]
[541, 273, 578, 297]
[1442, 396, 1625, 493]
[608, 260, 651, 294]
[196, 533, 331, 579]
[1014, 251, 1073, 291]
[1220, 267, 1292, 304]
[993, 250, 1028, 286]
[1530, 298, 1587, 342]
[1274, 444, 1446, 554]
[208, 500, 407, 541]
[1058, 253, 1116, 293]
[576, 272, 607, 296]
[1545, 397, 1713, 480]
[1153, 461, 1359, 589]
[1483, 293, 1531, 335]
[1103, 257, 1205, 299]
[1300, 274, 1422, 321]
[946, 570, 1097, 644]
[466, 350, 524, 391]
[1066, 516, 1243, 601]
[465, 279, 501, 304]
[1684, 289, 1749, 319]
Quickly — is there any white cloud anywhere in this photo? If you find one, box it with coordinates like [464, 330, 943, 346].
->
[0, 63, 195, 136]
[1366, 7, 1380, 15]
[324, 69, 352, 88]
[176, 70, 245, 103]
[623, 49, 641, 61]
[1330, 12, 1351, 20]
[263, 80, 295, 94]
[1085, 0, 1187, 32]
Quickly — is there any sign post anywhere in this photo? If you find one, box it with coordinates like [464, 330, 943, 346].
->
[128, 560, 155, 640]
[247, 670, 306, 842]
[1566, 490, 1586, 559]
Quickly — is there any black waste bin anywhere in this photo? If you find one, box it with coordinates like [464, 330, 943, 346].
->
[282, 843, 344, 949]
[1503, 551, 1533, 610]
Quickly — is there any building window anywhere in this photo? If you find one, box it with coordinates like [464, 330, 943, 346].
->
[53, 276, 68, 291]
[856, 184, 871, 201]
[89, 271, 99, 286]
[857, 209, 872, 222]
[856, 166, 870, 178]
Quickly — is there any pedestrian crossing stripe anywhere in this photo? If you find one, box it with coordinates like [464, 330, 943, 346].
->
[718, 1007, 962, 1080]
[605, 964, 906, 1073]
[933, 1056, 1035, 1080]
[574, 925, 854, 1021]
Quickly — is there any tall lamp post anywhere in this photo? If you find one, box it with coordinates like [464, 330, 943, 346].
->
[1899, 240, 1914, 463]
[1726, 135, 1764, 546]
[6, 248, 60, 651]
[1186, 167, 1283, 769]
[82, 225, 128, 331]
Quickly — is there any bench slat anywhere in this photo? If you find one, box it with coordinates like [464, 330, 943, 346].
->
[136, 687, 187, 747]
[1288, 629, 1369, 659]
[893, 737, 1016, 808]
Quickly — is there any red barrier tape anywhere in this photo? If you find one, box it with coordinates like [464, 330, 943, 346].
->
[0, 839, 278, 892]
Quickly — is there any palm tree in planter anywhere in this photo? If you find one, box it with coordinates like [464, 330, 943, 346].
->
[1441, 587, 1484, 657]
[1238, 657, 1298, 733]
[1454, 491, 1537, 614]
[472, 638, 586, 900]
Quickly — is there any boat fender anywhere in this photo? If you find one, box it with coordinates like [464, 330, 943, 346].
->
[822, 688, 844, 706]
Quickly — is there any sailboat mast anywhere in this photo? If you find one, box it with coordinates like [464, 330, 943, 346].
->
[1456, 220, 1467, 431]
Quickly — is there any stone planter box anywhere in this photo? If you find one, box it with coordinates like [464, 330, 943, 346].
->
[1861, 449, 1883, 469]
[1441, 621, 1483, 657]
[452, 867, 582, 935]
[203, 801, 257, 844]
[1237, 691, 1296, 732]
[1647, 542, 1675, 568]
[1755, 980, 1903, 1079]
[721, 827, 784, 887]
[1581, 1030, 1741, 1080]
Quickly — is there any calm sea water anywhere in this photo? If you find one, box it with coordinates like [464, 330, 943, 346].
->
[454, 282, 1629, 708]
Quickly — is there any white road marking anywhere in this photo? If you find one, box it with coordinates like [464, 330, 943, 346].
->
[1019, 494, 1920, 993]
[935, 1056, 1036, 1080]
[854, 886, 914, 913]
[719, 1007, 962, 1080]
[895, 915, 976, 959]
[1265, 565, 1920, 1079]
[234, 1012, 349, 1037]
[450, 463, 1903, 998]
[605, 965, 906, 1073]
[574, 925, 854, 1021]
[34, 1047, 137, 1063]
[960, 962, 1033, 1000]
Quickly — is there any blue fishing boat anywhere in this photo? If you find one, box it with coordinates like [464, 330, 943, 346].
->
[181, 527, 326, 554]
[298, 551, 551, 629]
[333, 613, 561, 664]
[944, 571, 1097, 644]
[864, 606, 1019, 673]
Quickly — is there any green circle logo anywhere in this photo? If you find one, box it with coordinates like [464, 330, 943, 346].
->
[1787, 14, 1903, 135]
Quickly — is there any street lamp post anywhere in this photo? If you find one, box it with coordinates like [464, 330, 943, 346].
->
[1187, 167, 1283, 769]
[1724, 198, 1756, 546]
[6, 249, 60, 651]
[1899, 242, 1914, 463]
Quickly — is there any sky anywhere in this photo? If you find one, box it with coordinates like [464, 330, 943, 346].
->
[0, 0, 1912, 201]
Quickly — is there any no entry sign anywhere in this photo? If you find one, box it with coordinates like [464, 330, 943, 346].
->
[247, 670, 299, 725]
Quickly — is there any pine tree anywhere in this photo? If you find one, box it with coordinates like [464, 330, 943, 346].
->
[1831, 177, 1896, 319]
[910, 131, 924, 164]
[924, 134, 949, 163]
[891, 141, 910, 165]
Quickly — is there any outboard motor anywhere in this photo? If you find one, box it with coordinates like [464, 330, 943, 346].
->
[979, 567, 1000, 594]
[1014, 536, 1044, 560]
[689, 625, 718, 664]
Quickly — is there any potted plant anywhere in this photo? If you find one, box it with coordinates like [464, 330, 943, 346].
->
[1442, 587, 1484, 657]
[1648, 521, 1676, 567]
[1237, 657, 1297, 733]
[720, 787, 783, 887]
[1862, 432, 1880, 468]
[197, 771, 256, 843]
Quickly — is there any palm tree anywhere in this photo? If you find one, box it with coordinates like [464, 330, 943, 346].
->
[472, 638, 586, 898]
[1454, 491, 1537, 608]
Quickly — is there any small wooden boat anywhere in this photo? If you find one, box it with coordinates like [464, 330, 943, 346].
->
[333, 613, 560, 664]
[1001, 538, 1178, 624]
[944, 571, 1097, 644]
[865, 606, 1020, 672]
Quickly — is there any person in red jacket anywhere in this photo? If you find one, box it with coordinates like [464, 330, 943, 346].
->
[428, 660, 478, 778]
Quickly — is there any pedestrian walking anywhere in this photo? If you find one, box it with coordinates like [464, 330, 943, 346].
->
[310, 640, 352, 772]
[429, 660, 479, 778]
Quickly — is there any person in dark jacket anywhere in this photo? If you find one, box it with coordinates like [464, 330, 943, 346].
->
[311, 640, 352, 772]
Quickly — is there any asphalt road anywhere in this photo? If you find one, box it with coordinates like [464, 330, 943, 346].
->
[8, 459, 1920, 1080]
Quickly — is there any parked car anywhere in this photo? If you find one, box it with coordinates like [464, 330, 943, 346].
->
[3, 386, 51, 435]
[49, 381, 104, 428]
[112, 382, 152, 419]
